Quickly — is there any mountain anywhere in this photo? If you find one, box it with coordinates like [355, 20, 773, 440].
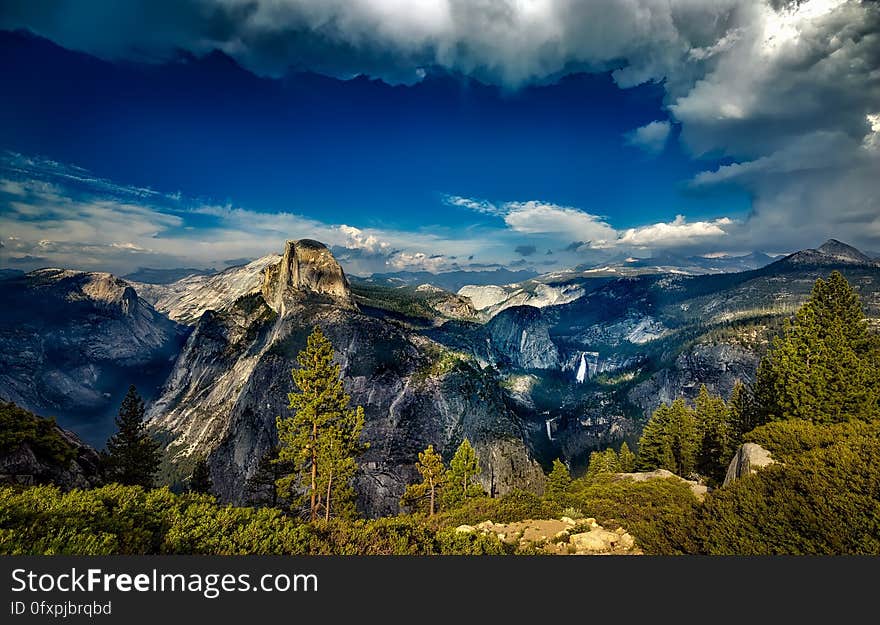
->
[364, 269, 539, 293]
[147, 240, 543, 515]
[773, 239, 878, 269]
[122, 267, 216, 284]
[0, 269, 185, 445]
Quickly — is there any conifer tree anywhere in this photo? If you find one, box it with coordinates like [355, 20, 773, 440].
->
[276, 327, 366, 521]
[401, 444, 446, 516]
[586, 448, 619, 478]
[104, 385, 161, 488]
[637, 399, 698, 476]
[617, 441, 636, 472]
[694, 385, 734, 484]
[246, 446, 290, 507]
[442, 439, 482, 508]
[546, 458, 572, 502]
[667, 398, 698, 477]
[637, 403, 675, 471]
[728, 380, 758, 443]
[754, 272, 878, 424]
[189, 457, 213, 494]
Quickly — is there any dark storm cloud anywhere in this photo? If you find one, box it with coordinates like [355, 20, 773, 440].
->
[514, 244, 536, 257]
[3, 1, 879, 253]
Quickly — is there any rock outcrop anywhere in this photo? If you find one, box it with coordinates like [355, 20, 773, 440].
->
[458, 517, 641, 555]
[262, 239, 353, 313]
[0, 269, 185, 445]
[723, 443, 775, 486]
[0, 402, 102, 490]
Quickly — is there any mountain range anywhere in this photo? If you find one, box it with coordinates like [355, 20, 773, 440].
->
[1, 238, 878, 516]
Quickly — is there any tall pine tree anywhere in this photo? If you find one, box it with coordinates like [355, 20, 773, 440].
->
[401, 444, 446, 516]
[694, 385, 734, 484]
[754, 272, 878, 424]
[442, 439, 483, 508]
[276, 327, 366, 521]
[546, 458, 572, 502]
[728, 380, 758, 444]
[104, 385, 161, 488]
[637, 399, 698, 477]
[618, 441, 637, 472]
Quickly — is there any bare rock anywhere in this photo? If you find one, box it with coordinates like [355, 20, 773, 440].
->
[723, 443, 775, 486]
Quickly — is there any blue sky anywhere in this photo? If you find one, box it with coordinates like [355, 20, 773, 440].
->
[1, 1, 879, 276]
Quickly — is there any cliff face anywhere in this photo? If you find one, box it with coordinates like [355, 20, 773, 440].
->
[485, 306, 561, 369]
[0, 269, 185, 445]
[262, 239, 353, 313]
[149, 242, 543, 516]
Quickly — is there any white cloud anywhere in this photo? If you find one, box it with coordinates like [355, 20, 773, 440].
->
[625, 120, 671, 155]
[444, 195, 504, 216]
[615, 215, 732, 249]
[502, 201, 617, 245]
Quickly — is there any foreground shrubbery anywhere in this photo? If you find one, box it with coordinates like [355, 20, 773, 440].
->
[678, 420, 880, 555]
[0, 484, 504, 555]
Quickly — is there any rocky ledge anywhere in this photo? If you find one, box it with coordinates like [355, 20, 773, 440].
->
[456, 516, 641, 555]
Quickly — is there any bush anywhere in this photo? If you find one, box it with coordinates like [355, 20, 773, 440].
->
[0, 484, 510, 555]
[0, 401, 77, 466]
[431, 490, 560, 530]
[563, 475, 700, 555]
[684, 426, 880, 555]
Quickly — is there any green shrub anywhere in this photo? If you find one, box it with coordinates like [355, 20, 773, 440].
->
[0, 401, 77, 466]
[685, 427, 880, 555]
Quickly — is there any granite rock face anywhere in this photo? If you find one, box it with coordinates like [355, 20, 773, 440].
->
[723, 443, 775, 486]
[262, 239, 354, 313]
[484, 306, 561, 370]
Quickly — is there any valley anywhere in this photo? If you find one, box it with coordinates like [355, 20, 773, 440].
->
[2, 238, 879, 516]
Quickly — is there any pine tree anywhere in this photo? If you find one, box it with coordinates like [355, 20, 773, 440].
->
[401, 444, 446, 516]
[546, 458, 572, 502]
[667, 398, 698, 477]
[442, 439, 482, 509]
[754, 272, 878, 425]
[104, 385, 161, 488]
[618, 441, 636, 472]
[637, 399, 698, 477]
[694, 385, 734, 484]
[189, 457, 213, 494]
[728, 380, 758, 443]
[637, 403, 675, 471]
[585, 448, 619, 478]
[276, 326, 366, 521]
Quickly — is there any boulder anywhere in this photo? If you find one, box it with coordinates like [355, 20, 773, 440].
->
[723, 443, 775, 486]
[454, 524, 476, 533]
[570, 528, 620, 553]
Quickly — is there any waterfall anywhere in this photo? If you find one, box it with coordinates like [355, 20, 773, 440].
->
[575, 352, 587, 383]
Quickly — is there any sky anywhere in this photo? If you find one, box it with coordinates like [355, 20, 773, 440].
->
[0, 0, 879, 277]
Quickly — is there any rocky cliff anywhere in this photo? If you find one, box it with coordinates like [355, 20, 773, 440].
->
[0, 269, 185, 445]
[148, 241, 543, 516]
[484, 306, 561, 369]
